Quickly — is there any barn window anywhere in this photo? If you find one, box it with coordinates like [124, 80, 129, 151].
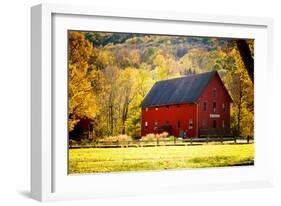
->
[155, 107, 158, 111]
[213, 102, 217, 113]
[145, 107, 148, 112]
[203, 102, 207, 112]
[212, 88, 217, 98]
[145, 121, 148, 129]
[177, 120, 181, 129]
[166, 105, 170, 109]
[213, 120, 217, 128]
[189, 119, 193, 129]
[202, 119, 207, 128]
[222, 103, 226, 112]
[154, 122, 158, 130]
[222, 120, 225, 128]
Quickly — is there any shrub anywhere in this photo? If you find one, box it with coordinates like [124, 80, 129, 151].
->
[141, 132, 169, 141]
[141, 133, 156, 141]
[104, 134, 132, 142]
[168, 136, 176, 141]
[103, 136, 116, 142]
[69, 139, 78, 147]
[80, 138, 92, 146]
[159, 132, 169, 139]
[117, 134, 132, 142]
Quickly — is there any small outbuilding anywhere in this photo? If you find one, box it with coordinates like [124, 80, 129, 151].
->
[141, 71, 232, 138]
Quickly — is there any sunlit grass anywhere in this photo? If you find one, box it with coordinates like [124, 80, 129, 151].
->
[69, 144, 254, 174]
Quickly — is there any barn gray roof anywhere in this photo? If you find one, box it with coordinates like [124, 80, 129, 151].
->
[141, 71, 217, 108]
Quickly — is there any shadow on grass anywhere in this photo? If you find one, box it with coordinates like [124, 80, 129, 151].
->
[189, 156, 254, 167]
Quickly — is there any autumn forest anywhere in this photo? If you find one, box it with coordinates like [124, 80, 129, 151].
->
[68, 31, 254, 142]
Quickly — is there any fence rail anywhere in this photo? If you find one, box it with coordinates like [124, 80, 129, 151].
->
[69, 137, 253, 149]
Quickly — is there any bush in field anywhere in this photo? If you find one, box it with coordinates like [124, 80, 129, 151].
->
[168, 136, 176, 141]
[69, 139, 78, 147]
[80, 138, 93, 146]
[117, 134, 132, 142]
[159, 132, 169, 139]
[155, 132, 169, 139]
[141, 132, 169, 141]
[141, 133, 156, 141]
[104, 136, 116, 142]
[104, 134, 132, 142]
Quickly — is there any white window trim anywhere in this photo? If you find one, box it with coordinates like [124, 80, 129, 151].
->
[189, 119, 193, 129]
[212, 88, 217, 98]
[213, 102, 217, 113]
[203, 101, 207, 112]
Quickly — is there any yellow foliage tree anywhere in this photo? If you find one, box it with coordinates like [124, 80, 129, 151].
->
[222, 47, 254, 137]
[68, 32, 101, 132]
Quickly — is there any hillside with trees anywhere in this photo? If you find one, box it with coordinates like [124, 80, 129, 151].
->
[68, 31, 254, 142]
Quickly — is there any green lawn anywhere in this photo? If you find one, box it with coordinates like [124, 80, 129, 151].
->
[69, 144, 254, 174]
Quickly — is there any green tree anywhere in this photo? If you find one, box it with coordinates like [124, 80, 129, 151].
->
[125, 69, 154, 137]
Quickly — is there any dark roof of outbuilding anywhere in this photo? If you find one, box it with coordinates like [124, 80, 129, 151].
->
[141, 71, 217, 108]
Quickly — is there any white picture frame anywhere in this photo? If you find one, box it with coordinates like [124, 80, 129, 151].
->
[31, 3, 274, 202]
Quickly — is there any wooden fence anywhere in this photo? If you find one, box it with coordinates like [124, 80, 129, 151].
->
[69, 137, 253, 149]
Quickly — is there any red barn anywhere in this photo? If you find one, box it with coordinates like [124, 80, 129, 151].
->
[141, 71, 232, 138]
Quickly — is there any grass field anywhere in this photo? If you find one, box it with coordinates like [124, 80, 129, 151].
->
[69, 144, 254, 174]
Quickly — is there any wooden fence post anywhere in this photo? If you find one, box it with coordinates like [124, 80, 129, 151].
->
[174, 136, 176, 145]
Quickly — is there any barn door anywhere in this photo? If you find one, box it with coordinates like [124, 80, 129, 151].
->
[213, 120, 217, 128]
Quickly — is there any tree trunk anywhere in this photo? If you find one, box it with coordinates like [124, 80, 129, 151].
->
[108, 91, 114, 136]
[121, 97, 129, 134]
[109, 104, 113, 135]
[237, 78, 243, 137]
[236, 40, 254, 83]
